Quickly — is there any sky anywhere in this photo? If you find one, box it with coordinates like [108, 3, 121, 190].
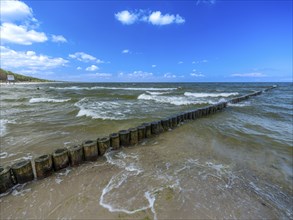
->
[0, 0, 292, 82]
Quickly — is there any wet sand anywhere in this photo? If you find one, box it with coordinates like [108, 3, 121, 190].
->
[1, 116, 291, 219]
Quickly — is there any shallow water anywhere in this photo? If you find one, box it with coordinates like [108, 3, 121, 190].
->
[0, 82, 292, 219]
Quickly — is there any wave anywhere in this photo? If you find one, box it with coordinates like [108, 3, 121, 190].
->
[146, 91, 170, 95]
[184, 92, 239, 98]
[74, 98, 134, 120]
[29, 98, 71, 103]
[52, 86, 177, 91]
[0, 119, 16, 137]
[137, 93, 212, 106]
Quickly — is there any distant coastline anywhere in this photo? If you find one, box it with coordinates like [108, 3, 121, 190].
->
[0, 68, 55, 83]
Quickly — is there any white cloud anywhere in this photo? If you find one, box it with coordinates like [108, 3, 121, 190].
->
[86, 65, 99, 71]
[164, 73, 177, 78]
[0, 46, 68, 75]
[192, 59, 208, 64]
[0, 0, 33, 22]
[148, 11, 185, 25]
[0, 1, 67, 46]
[92, 73, 112, 77]
[196, 0, 216, 5]
[128, 70, 153, 78]
[178, 61, 183, 64]
[69, 52, 104, 63]
[115, 10, 185, 26]
[231, 72, 267, 77]
[152, 64, 156, 68]
[115, 10, 138, 25]
[51, 34, 67, 43]
[190, 73, 205, 77]
[0, 22, 47, 45]
[122, 49, 130, 54]
[77, 66, 82, 70]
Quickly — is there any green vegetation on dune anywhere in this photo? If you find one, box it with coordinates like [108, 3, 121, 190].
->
[0, 68, 54, 82]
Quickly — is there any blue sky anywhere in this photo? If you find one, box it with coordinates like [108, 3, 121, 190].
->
[0, 0, 292, 82]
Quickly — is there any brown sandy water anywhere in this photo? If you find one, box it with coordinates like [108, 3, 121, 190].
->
[1, 115, 292, 219]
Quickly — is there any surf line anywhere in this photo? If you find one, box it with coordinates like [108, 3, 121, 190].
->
[0, 85, 277, 195]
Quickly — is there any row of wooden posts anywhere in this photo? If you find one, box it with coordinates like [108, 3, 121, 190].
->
[0, 86, 277, 194]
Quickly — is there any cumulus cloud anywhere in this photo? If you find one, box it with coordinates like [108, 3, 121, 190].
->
[69, 52, 104, 63]
[178, 61, 183, 64]
[77, 66, 82, 70]
[0, 0, 33, 22]
[231, 72, 267, 77]
[0, 1, 66, 46]
[122, 49, 130, 54]
[115, 10, 138, 25]
[164, 73, 177, 78]
[51, 34, 67, 43]
[190, 73, 205, 77]
[0, 22, 47, 45]
[93, 73, 112, 77]
[86, 65, 99, 71]
[152, 64, 156, 68]
[128, 70, 153, 78]
[115, 10, 185, 26]
[148, 11, 185, 25]
[118, 71, 153, 79]
[0, 46, 68, 75]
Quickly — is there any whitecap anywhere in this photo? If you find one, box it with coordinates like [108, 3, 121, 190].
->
[52, 86, 177, 91]
[184, 92, 239, 98]
[29, 98, 71, 103]
[138, 93, 210, 106]
[146, 91, 170, 95]
[74, 98, 139, 120]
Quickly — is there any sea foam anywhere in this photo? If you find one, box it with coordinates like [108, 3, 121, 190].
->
[184, 92, 239, 98]
[29, 98, 71, 103]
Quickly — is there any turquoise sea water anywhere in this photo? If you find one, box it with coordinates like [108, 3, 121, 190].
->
[0, 82, 292, 219]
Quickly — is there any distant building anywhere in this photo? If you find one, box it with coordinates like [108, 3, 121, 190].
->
[7, 75, 15, 84]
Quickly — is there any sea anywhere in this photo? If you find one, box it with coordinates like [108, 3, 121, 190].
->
[0, 82, 292, 219]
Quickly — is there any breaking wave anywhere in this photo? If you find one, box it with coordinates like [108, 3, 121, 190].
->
[184, 92, 239, 98]
[29, 98, 71, 103]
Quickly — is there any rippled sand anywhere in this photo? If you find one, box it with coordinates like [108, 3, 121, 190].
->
[1, 117, 292, 219]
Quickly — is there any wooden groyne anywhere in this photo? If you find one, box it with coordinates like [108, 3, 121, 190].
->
[0, 85, 277, 194]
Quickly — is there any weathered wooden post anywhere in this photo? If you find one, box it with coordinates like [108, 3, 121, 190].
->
[119, 130, 130, 147]
[68, 145, 84, 167]
[142, 123, 152, 138]
[0, 166, 15, 193]
[98, 137, 110, 156]
[137, 125, 146, 141]
[52, 148, 69, 171]
[11, 160, 34, 184]
[129, 128, 138, 145]
[83, 140, 98, 161]
[151, 121, 160, 135]
[110, 133, 120, 150]
[34, 154, 53, 179]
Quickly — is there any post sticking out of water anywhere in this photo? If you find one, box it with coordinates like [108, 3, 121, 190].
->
[98, 137, 110, 155]
[119, 130, 130, 147]
[34, 154, 53, 179]
[129, 128, 138, 145]
[52, 148, 69, 171]
[0, 166, 15, 193]
[83, 140, 98, 161]
[110, 133, 120, 150]
[68, 145, 84, 167]
[11, 160, 34, 184]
